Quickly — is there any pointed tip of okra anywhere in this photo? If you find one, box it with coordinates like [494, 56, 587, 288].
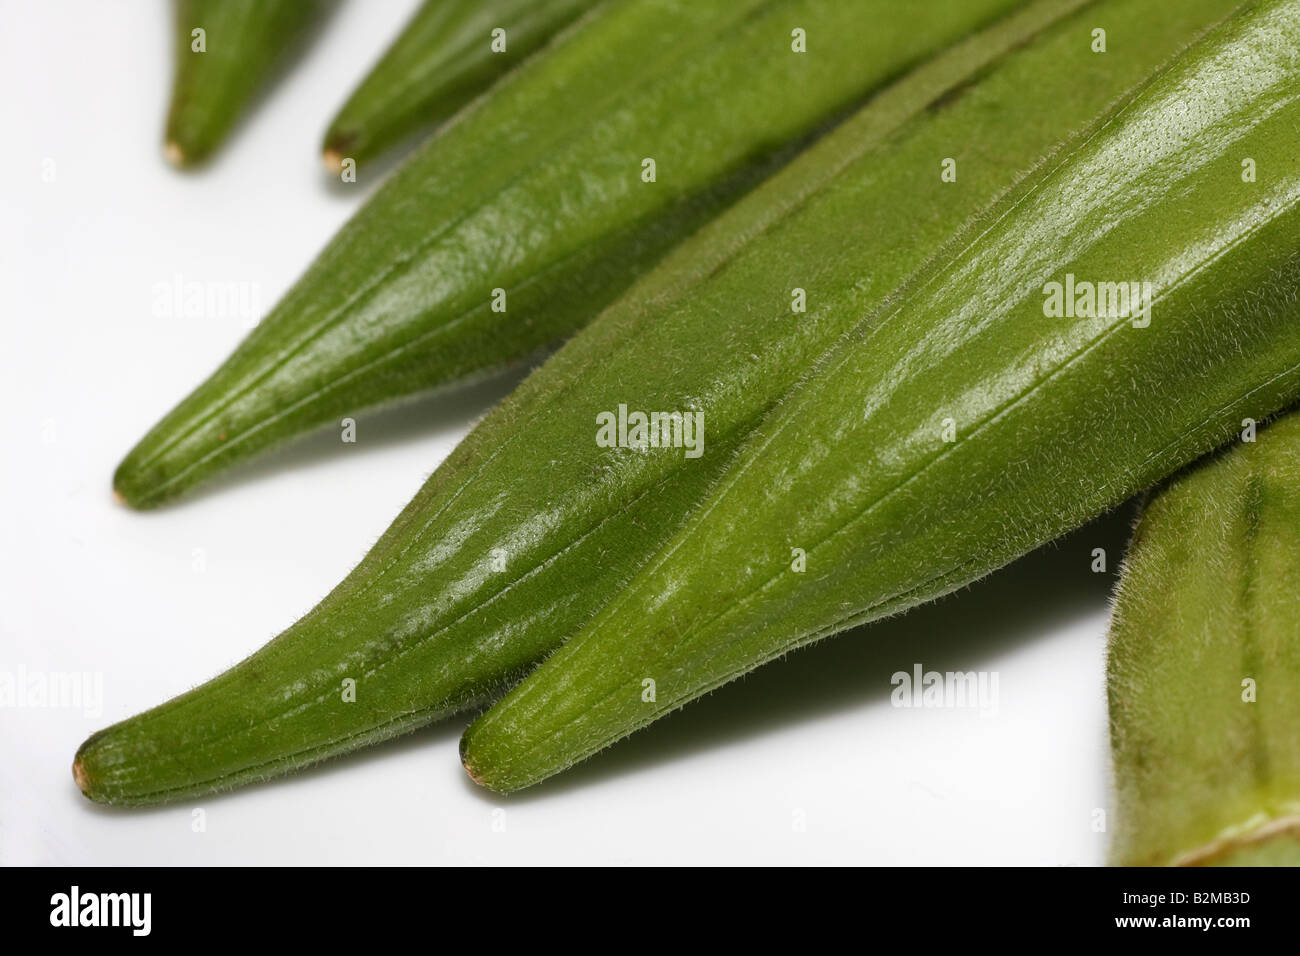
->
[458, 721, 545, 793]
[322, 147, 345, 174]
[163, 140, 187, 168]
[112, 444, 177, 510]
[72, 755, 90, 795]
[163, 134, 218, 170]
[111, 462, 153, 511]
[72, 727, 154, 807]
[462, 762, 490, 789]
[321, 125, 361, 174]
[459, 735, 486, 787]
[459, 731, 505, 792]
[71, 734, 113, 805]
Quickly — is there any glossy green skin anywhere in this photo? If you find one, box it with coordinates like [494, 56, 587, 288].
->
[165, 0, 331, 168]
[1109, 411, 1300, 867]
[461, 0, 1300, 792]
[323, 0, 596, 167]
[117, 0, 1028, 508]
[74, 0, 1172, 806]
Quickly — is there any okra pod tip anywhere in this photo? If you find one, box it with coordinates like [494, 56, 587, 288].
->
[163, 140, 188, 169]
[322, 147, 346, 175]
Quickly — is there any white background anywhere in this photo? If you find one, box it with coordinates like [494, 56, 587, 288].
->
[1, 0, 1119, 865]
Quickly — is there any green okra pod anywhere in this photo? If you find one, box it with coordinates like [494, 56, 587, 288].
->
[78, 0, 1180, 805]
[117, 0, 1029, 508]
[460, 0, 1300, 792]
[1109, 411, 1300, 866]
[323, 0, 596, 171]
[165, 0, 332, 168]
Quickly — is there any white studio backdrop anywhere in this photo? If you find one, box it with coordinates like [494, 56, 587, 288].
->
[1, 0, 1114, 865]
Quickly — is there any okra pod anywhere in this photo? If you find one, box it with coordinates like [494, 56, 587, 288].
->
[165, 0, 332, 168]
[461, 0, 1300, 791]
[323, 0, 595, 170]
[117, 0, 1029, 507]
[1109, 411, 1300, 866]
[78, 0, 1255, 804]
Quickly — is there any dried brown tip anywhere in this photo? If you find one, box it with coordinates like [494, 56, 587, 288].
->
[72, 757, 90, 795]
[322, 147, 345, 175]
[462, 754, 488, 788]
[163, 141, 185, 168]
[112, 486, 126, 506]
